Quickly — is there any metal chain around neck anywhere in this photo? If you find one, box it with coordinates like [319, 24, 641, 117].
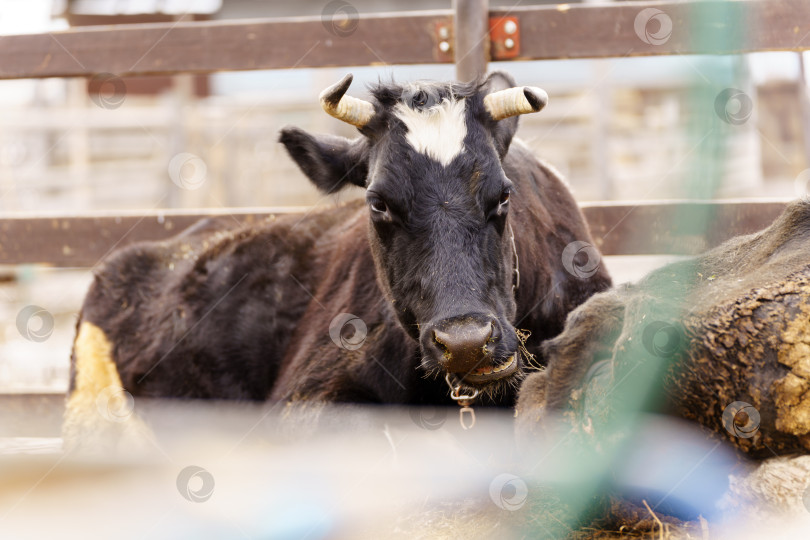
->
[445, 373, 480, 430]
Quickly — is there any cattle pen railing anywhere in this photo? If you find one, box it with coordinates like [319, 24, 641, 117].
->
[0, 0, 805, 436]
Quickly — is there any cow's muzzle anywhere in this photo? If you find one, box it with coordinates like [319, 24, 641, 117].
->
[421, 314, 518, 385]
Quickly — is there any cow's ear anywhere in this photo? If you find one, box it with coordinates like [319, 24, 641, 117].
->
[481, 71, 520, 159]
[279, 127, 369, 192]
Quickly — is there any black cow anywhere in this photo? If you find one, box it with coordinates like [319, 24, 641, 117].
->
[64, 72, 611, 438]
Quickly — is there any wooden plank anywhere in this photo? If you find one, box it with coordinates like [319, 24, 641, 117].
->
[1, 1, 810, 80]
[495, 0, 810, 61]
[0, 201, 790, 266]
[0, 207, 306, 267]
[581, 199, 790, 256]
[0, 11, 451, 80]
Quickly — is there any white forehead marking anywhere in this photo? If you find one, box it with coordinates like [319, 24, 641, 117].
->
[394, 98, 467, 166]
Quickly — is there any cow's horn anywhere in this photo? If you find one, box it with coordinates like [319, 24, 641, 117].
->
[483, 86, 549, 121]
[319, 73, 375, 128]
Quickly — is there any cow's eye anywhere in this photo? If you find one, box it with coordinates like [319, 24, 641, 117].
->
[367, 196, 389, 215]
[487, 188, 511, 221]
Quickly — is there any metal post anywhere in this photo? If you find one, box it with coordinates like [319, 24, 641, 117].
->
[453, 0, 489, 82]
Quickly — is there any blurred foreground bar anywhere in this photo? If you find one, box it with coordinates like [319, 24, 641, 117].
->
[2, 403, 809, 539]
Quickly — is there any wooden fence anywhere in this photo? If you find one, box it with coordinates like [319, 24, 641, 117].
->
[0, 0, 805, 267]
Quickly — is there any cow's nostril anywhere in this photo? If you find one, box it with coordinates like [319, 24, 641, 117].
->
[433, 329, 450, 355]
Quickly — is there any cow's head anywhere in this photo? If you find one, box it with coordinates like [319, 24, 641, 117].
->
[280, 72, 547, 394]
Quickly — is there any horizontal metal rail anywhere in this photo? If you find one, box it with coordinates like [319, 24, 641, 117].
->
[0, 0, 808, 80]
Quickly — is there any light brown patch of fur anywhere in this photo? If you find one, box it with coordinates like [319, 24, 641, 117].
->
[62, 322, 155, 453]
[69, 322, 125, 405]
